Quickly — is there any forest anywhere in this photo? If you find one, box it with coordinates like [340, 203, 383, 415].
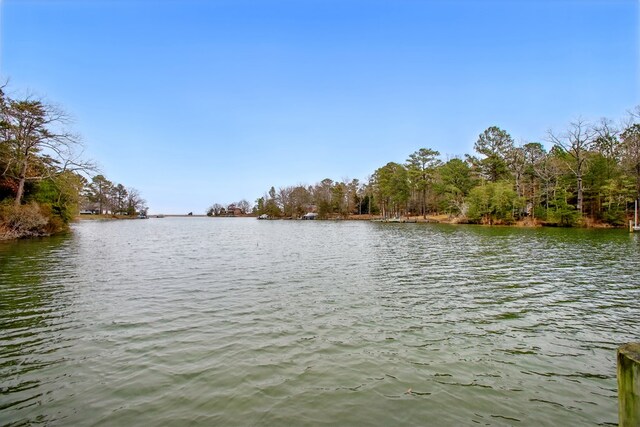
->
[0, 86, 145, 240]
[252, 108, 640, 227]
[4, 80, 639, 236]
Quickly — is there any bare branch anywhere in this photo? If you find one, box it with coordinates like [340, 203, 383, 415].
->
[0, 89, 94, 204]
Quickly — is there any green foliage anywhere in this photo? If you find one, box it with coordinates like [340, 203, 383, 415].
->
[264, 198, 282, 218]
[32, 171, 83, 223]
[601, 208, 626, 226]
[0, 89, 92, 207]
[252, 108, 640, 228]
[0, 87, 151, 240]
[360, 194, 375, 214]
[599, 175, 635, 225]
[434, 158, 476, 214]
[466, 181, 521, 224]
[546, 189, 581, 227]
[373, 162, 410, 217]
[86, 174, 112, 215]
[469, 126, 514, 182]
[81, 174, 145, 216]
[0, 170, 82, 239]
[317, 200, 331, 219]
[331, 182, 346, 215]
[466, 185, 491, 222]
[255, 197, 265, 213]
[37, 203, 66, 234]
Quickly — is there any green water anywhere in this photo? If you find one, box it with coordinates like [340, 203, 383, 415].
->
[1, 218, 639, 425]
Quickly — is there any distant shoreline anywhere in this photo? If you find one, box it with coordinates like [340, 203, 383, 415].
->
[74, 213, 621, 229]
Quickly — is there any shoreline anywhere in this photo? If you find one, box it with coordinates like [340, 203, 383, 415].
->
[1, 213, 623, 242]
[72, 212, 624, 229]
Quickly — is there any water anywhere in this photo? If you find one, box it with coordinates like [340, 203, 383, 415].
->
[1, 218, 639, 426]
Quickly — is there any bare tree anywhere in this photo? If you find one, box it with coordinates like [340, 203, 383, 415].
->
[289, 185, 311, 217]
[547, 118, 596, 213]
[236, 199, 251, 214]
[207, 203, 224, 216]
[277, 186, 293, 217]
[0, 89, 94, 206]
[522, 142, 546, 215]
[621, 123, 640, 198]
[126, 187, 146, 215]
[507, 145, 526, 198]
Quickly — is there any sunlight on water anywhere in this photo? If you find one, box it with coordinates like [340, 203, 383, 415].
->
[1, 218, 639, 425]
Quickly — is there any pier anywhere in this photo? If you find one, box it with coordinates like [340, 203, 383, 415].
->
[618, 343, 640, 427]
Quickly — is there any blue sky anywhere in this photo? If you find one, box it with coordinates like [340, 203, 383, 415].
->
[1, 0, 637, 214]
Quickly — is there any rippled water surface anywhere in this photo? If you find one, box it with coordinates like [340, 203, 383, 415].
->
[1, 218, 639, 426]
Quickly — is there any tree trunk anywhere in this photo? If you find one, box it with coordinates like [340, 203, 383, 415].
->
[531, 187, 536, 220]
[422, 188, 426, 219]
[14, 159, 28, 206]
[577, 175, 583, 213]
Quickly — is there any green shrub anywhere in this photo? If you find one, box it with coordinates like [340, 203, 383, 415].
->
[546, 190, 580, 227]
[601, 208, 626, 226]
[466, 181, 521, 224]
[533, 206, 547, 221]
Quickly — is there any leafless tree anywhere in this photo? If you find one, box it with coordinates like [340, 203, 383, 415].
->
[547, 118, 596, 213]
[236, 199, 251, 214]
[126, 187, 146, 214]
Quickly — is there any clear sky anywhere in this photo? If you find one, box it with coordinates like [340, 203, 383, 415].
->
[1, 0, 637, 214]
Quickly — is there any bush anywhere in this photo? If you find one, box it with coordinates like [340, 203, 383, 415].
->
[38, 203, 66, 234]
[601, 208, 626, 226]
[533, 206, 547, 221]
[0, 202, 50, 240]
[545, 190, 581, 227]
[466, 181, 521, 224]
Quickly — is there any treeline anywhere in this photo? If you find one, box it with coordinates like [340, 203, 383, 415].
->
[254, 108, 640, 226]
[254, 179, 363, 219]
[0, 85, 145, 239]
[81, 174, 146, 216]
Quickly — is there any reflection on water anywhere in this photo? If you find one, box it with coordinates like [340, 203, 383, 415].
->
[0, 219, 638, 425]
[0, 235, 76, 421]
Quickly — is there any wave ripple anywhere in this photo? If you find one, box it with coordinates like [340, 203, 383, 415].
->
[1, 219, 638, 426]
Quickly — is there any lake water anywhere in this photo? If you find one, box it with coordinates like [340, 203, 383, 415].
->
[1, 218, 639, 426]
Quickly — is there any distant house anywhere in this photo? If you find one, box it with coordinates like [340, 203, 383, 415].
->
[227, 204, 244, 216]
[79, 200, 100, 215]
[302, 212, 318, 220]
